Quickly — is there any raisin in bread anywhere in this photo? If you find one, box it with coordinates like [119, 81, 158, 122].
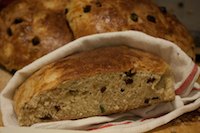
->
[0, 0, 73, 71]
[14, 46, 175, 126]
[66, 0, 195, 60]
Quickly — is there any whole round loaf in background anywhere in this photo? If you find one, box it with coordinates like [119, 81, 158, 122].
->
[0, 0, 73, 71]
[0, 0, 196, 72]
[66, 0, 195, 60]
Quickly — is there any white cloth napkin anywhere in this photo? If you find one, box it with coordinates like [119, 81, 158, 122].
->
[1, 31, 200, 133]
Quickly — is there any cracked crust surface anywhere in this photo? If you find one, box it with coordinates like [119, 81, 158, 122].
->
[0, 0, 195, 71]
[66, 0, 195, 60]
[0, 0, 73, 71]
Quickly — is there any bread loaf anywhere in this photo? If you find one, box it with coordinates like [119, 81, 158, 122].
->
[0, 0, 73, 71]
[14, 46, 175, 126]
[0, 0, 195, 72]
[66, 0, 195, 60]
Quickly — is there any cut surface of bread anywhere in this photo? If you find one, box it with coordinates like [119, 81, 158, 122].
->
[14, 46, 175, 126]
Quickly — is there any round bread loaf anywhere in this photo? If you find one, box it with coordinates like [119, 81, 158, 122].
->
[66, 0, 195, 60]
[0, 0, 73, 71]
[0, 0, 195, 71]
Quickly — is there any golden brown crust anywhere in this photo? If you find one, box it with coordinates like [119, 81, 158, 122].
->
[66, 0, 195, 60]
[0, 0, 73, 71]
[14, 46, 169, 118]
[0, 0, 195, 71]
[35, 0, 70, 12]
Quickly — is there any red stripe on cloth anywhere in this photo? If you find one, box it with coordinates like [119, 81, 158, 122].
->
[175, 64, 198, 95]
[89, 121, 132, 131]
[193, 88, 200, 91]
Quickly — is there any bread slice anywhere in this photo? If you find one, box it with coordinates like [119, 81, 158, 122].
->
[14, 46, 175, 126]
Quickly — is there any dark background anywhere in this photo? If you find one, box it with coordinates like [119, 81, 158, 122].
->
[154, 0, 200, 49]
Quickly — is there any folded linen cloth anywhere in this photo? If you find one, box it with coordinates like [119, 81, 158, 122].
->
[1, 31, 199, 133]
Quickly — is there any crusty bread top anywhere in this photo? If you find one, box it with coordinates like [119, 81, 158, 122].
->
[36, 0, 70, 11]
[0, 0, 73, 71]
[0, 0, 195, 71]
[66, 0, 195, 60]
[14, 46, 169, 116]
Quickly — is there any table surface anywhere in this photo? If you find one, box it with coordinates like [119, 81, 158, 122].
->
[0, 69, 199, 132]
